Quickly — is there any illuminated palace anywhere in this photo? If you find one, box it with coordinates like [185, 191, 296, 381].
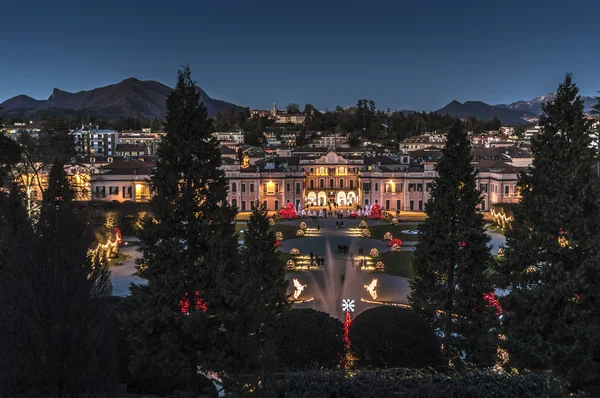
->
[223, 147, 527, 212]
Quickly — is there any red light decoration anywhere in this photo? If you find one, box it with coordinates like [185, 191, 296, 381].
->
[179, 291, 208, 315]
[389, 238, 403, 247]
[278, 202, 297, 219]
[274, 240, 280, 248]
[483, 292, 502, 316]
[459, 240, 467, 248]
[369, 204, 382, 219]
[114, 227, 123, 245]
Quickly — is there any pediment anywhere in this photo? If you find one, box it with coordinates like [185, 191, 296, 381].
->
[315, 151, 348, 164]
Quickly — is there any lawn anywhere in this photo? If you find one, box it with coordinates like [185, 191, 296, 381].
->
[367, 223, 421, 242]
[271, 223, 307, 240]
[377, 251, 415, 279]
[234, 222, 248, 235]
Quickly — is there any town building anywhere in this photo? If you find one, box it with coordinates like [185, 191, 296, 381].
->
[73, 128, 118, 156]
[212, 131, 245, 145]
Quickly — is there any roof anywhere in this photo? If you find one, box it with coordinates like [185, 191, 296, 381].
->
[98, 158, 154, 176]
[220, 145, 237, 155]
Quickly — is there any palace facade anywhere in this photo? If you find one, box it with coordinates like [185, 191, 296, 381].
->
[224, 149, 525, 212]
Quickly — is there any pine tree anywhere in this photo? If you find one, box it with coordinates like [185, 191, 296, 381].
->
[409, 120, 498, 367]
[501, 74, 600, 391]
[219, 203, 289, 390]
[124, 66, 239, 398]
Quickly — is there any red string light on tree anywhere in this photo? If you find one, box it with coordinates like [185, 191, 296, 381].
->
[389, 238, 403, 247]
[179, 291, 208, 315]
[483, 292, 502, 316]
[114, 227, 123, 245]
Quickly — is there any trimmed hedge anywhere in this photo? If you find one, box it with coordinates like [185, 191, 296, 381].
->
[349, 306, 442, 369]
[261, 369, 576, 398]
[273, 309, 344, 371]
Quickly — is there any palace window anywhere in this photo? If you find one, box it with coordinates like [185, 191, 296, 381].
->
[231, 183, 237, 192]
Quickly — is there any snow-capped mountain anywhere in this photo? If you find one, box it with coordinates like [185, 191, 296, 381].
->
[496, 93, 596, 115]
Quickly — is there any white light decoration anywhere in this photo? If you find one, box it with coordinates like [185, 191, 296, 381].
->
[391, 217, 399, 225]
[286, 260, 296, 271]
[299, 222, 307, 230]
[361, 228, 371, 238]
[342, 299, 355, 312]
[359, 220, 368, 229]
[390, 244, 401, 252]
[269, 218, 275, 226]
[364, 279, 378, 300]
[293, 279, 306, 299]
[375, 261, 385, 270]
[296, 229, 305, 237]
[290, 248, 300, 255]
[383, 232, 393, 240]
[275, 231, 283, 241]
[369, 248, 379, 257]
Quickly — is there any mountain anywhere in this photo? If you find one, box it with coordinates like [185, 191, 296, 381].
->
[0, 78, 245, 120]
[436, 100, 538, 126]
[496, 93, 597, 115]
[0, 94, 46, 111]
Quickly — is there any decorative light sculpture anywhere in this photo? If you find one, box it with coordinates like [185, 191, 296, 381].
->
[268, 218, 275, 226]
[293, 278, 306, 299]
[369, 248, 379, 257]
[497, 247, 505, 257]
[383, 232, 393, 240]
[342, 299, 355, 312]
[286, 260, 296, 271]
[359, 220, 368, 229]
[375, 261, 385, 270]
[275, 231, 283, 241]
[290, 248, 300, 255]
[296, 229, 305, 237]
[299, 222, 307, 230]
[391, 217, 399, 225]
[364, 279, 378, 300]
[361, 228, 371, 238]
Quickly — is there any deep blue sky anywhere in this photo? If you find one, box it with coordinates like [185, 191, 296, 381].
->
[1, 0, 598, 111]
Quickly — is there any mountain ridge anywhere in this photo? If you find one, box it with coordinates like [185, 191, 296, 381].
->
[0, 78, 245, 120]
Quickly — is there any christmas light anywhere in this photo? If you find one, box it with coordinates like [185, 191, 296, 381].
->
[490, 207, 514, 229]
[275, 231, 283, 241]
[286, 260, 296, 271]
[290, 248, 300, 255]
[483, 292, 502, 316]
[359, 220, 368, 229]
[296, 229, 305, 236]
[369, 248, 379, 257]
[292, 279, 306, 299]
[361, 229, 371, 238]
[364, 279, 378, 300]
[278, 202, 297, 219]
[299, 222, 307, 230]
[179, 291, 208, 315]
[383, 232, 393, 240]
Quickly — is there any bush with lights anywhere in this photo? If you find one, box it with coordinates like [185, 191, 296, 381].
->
[296, 229, 305, 237]
[359, 220, 368, 229]
[369, 248, 379, 257]
[278, 202, 297, 219]
[290, 248, 300, 255]
[369, 204, 382, 219]
[275, 231, 283, 241]
[286, 260, 296, 271]
[375, 261, 385, 270]
[383, 232, 393, 240]
[299, 222, 307, 230]
[361, 229, 371, 238]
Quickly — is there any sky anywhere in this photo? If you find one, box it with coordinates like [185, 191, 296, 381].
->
[1, 0, 599, 111]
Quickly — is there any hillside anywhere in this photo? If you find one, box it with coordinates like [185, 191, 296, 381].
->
[0, 78, 245, 120]
[436, 100, 538, 126]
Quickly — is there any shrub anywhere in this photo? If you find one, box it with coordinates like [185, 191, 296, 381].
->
[272, 309, 344, 371]
[349, 306, 443, 369]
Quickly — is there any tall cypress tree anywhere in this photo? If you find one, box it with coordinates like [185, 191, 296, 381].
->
[124, 66, 239, 398]
[409, 120, 498, 367]
[501, 74, 600, 391]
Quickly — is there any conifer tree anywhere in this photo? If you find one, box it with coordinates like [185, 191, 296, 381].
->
[220, 203, 289, 388]
[409, 120, 498, 367]
[124, 66, 239, 398]
[501, 74, 600, 391]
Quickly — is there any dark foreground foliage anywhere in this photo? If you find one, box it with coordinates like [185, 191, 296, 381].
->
[260, 369, 577, 398]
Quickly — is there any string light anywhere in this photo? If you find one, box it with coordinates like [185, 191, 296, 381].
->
[179, 291, 208, 315]
[490, 207, 514, 229]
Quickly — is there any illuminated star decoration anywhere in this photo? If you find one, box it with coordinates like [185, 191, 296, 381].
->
[293, 279, 306, 300]
[342, 299, 355, 312]
[364, 279, 378, 300]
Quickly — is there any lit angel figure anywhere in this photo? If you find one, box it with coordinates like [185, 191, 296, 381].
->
[293, 278, 307, 300]
[364, 279, 378, 300]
